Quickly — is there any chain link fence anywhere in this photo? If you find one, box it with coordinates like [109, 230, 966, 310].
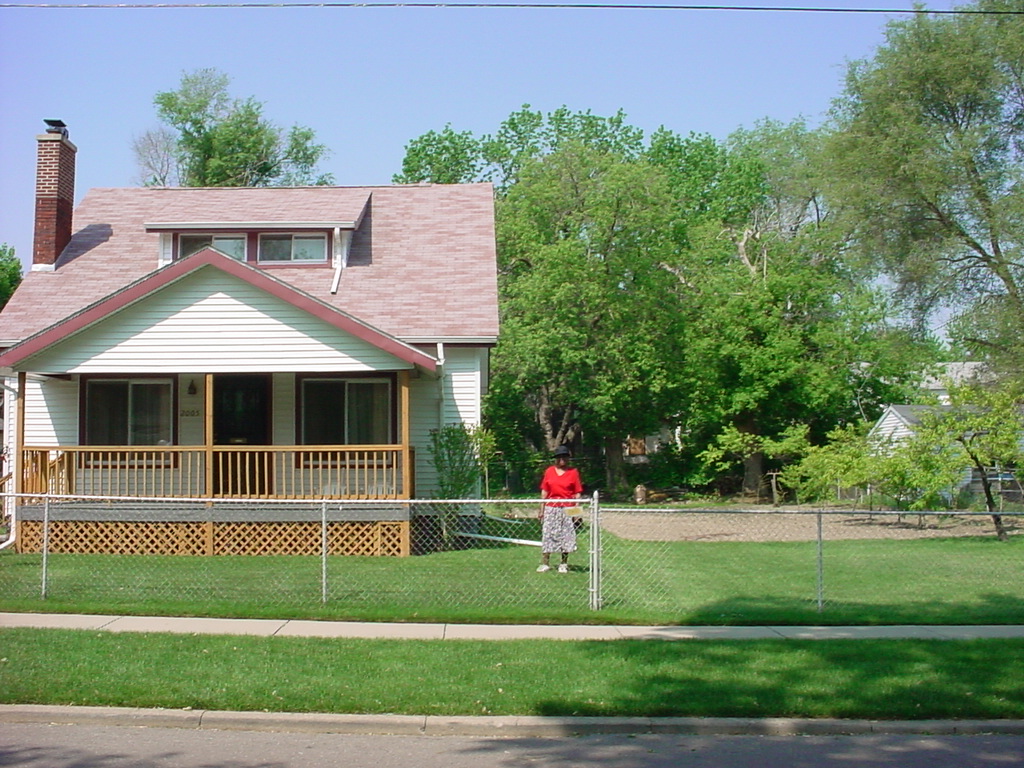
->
[1, 493, 1022, 624]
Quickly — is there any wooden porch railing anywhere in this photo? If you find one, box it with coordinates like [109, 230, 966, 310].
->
[20, 445, 410, 500]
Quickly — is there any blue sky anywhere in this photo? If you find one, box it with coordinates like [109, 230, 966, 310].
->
[0, 1, 953, 268]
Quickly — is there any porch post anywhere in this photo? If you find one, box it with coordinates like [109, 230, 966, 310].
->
[400, 370, 411, 499]
[204, 373, 214, 498]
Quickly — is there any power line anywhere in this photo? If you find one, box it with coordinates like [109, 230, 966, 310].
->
[0, 2, 1020, 13]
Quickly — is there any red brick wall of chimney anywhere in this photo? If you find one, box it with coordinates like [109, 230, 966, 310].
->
[33, 133, 77, 269]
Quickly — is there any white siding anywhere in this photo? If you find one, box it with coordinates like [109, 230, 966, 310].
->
[23, 376, 78, 446]
[442, 347, 484, 425]
[272, 373, 296, 445]
[409, 374, 442, 496]
[24, 268, 413, 374]
[176, 373, 205, 445]
[409, 347, 488, 497]
[869, 407, 915, 444]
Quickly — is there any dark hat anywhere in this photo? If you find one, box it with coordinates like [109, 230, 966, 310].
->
[553, 445, 572, 458]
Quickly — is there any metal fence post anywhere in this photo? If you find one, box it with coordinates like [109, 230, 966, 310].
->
[321, 500, 328, 604]
[41, 495, 50, 600]
[816, 509, 825, 613]
[589, 491, 602, 610]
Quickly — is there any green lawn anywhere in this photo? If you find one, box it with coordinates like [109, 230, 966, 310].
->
[2, 628, 1023, 719]
[2, 531, 1022, 625]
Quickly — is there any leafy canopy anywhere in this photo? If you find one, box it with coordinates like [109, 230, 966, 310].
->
[0, 244, 23, 310]
[826, 0, 1024, 372]
[136, 68, 334, 188]
[396, 108, 934, 495]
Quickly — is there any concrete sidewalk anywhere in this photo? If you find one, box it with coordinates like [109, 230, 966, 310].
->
[4, 611, 1024, 640]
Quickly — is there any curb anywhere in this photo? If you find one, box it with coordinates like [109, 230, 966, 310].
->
[3, 705, 1024, 737]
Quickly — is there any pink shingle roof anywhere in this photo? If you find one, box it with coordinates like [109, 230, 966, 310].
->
[0, 184, 499, 345]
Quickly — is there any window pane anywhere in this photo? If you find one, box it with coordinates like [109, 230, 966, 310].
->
[85, 381, 128, 445]
[212, 236, 246, 261]
[259, 234, 292, 262]
[130, 382, 172, 445]
[180, 235, 212, 259]
[180, 235, 245, 261]
[348, 382, 390, 444]
[292, 235, 327, 262]
[302, 380, 346, 444]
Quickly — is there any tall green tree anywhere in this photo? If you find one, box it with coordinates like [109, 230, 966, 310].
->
[393, 105, 645, 192]
[826, 0, 1024, 373]
[0, 244, 23, 310]
[492, 144, 683, 490]
[136, 68, 334, 188]
[392, 125, 482, 185]
[396, 111, 933, 495]
[653, 122, 928, 494]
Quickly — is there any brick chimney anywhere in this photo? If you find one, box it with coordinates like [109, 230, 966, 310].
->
[33, 119, 76, 271]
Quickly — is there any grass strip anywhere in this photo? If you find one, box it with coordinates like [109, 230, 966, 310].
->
[1, 629, 1023, 719]
[3, 534, 1023, 625]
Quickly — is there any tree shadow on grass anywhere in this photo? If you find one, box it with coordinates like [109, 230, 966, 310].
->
[531, 634, 1024, 720]
[673, 592, 1024, 626]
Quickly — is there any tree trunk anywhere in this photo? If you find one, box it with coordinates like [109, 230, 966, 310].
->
[735, 418, 765, 499]
[535, 389, 579, 453]
[743, 451, 765, 499]
[965, 447, 1009, 542]
[604, 435, 627, 495]
[979, 474, 1008, 542]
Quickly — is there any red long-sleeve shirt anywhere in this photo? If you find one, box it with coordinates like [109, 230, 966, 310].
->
[540, 466, 582, 504]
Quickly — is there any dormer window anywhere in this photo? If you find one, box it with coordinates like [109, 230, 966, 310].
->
[258, 233, 328, 263]
[180, 234, 247, 261]
[149, 222, 344, 268]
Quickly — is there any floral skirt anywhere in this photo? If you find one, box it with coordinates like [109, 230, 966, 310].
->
[541, 504, 578, 554]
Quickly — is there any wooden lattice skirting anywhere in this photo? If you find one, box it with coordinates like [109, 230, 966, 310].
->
[15, 520, 411, 557]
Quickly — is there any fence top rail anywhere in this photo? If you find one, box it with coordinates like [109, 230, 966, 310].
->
[600, 506, 1023, 517]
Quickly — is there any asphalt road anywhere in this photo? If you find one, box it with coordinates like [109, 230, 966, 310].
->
[2, 723, 1023, 768]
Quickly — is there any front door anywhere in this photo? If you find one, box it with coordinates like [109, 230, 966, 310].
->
[213, 375, 271, 496]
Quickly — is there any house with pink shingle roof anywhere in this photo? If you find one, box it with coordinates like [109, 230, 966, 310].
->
[0, 122, 498, 556]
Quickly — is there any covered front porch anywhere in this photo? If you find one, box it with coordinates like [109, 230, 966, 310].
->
[14, 371, 417, 501]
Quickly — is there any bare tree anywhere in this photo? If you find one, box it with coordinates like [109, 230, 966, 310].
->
[132, 127, 181, 187]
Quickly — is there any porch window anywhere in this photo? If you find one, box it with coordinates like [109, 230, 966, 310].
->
[259, 233, 327, 263]
[84, 379, 173, 445]
[301, 378, 391, 445]
[179, 234, 246, 261]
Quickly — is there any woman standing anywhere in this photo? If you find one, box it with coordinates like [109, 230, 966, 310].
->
[538, 445, 582, 573]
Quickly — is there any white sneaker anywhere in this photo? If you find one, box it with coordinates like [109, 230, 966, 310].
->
[557, 564, 569, 573]
[536, 564, 551, 573]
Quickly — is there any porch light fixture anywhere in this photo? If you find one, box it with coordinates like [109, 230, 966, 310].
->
[187, 379, 197, 396]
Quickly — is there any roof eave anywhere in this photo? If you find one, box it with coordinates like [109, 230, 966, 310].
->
[145, 221, 359, 231]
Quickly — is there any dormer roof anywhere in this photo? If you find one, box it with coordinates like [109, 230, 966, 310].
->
[0, 184, 499, 347]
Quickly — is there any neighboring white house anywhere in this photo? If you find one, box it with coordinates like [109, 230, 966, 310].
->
[919, 361, 993, 404]
[0, 121, 499, 556]
[868, 364, 1024, 500]
[869, 362, 993, 444]
[868, 404, 951, 445]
